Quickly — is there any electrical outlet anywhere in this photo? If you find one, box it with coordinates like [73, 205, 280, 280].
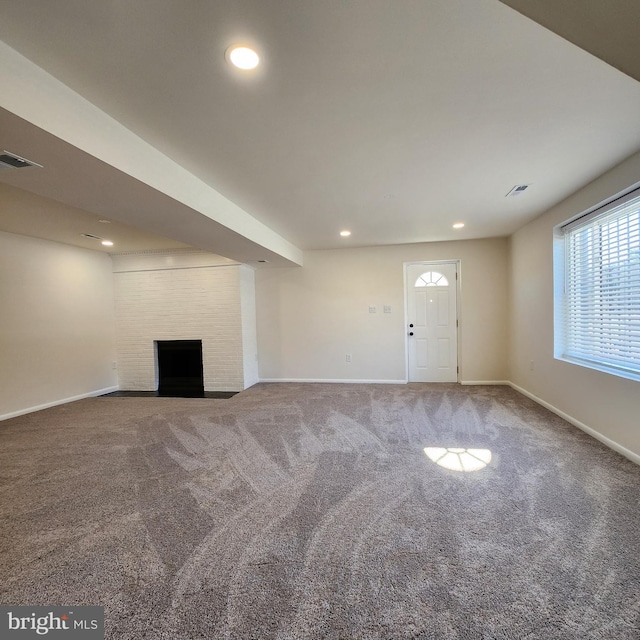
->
[383, 305, 391, 313]
[111, 361, 117, 370]
[346, 354, 352, 363]
[529, 360, 534, 371]
[369, 306, 376, 313]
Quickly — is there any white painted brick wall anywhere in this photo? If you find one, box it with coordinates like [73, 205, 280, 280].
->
[114, 263, 245, 391]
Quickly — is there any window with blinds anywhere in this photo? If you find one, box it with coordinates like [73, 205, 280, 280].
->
[557, 189, 640, 381]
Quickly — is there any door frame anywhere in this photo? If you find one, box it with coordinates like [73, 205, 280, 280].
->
[403, 260, 461, 383]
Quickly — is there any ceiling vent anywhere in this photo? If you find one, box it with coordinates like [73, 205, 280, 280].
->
[81, 233, 103, 240]
[0, 150, 43, 170]
[506, 184, 530, 197]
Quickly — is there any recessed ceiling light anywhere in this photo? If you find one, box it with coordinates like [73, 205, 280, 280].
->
[98, 219, 111, 224]
[225, 45, 260, 70]
[453, 223, 465, 229]
[101, 240, 114, 247]
[340, 230, 351, 237]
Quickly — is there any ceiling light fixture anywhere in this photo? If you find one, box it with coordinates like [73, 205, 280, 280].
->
[340, 230, 351, 237]
[81, 233, 114, 247]
[453, 222, 465, 229]
[225, 45, 260, 70]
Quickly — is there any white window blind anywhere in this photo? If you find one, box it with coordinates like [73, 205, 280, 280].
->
[561, 189, 640, 379]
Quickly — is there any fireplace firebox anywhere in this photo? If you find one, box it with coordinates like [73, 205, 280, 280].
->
[156, 340, 204, 397]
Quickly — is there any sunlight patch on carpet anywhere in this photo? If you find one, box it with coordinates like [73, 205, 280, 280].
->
[424, 447, 492, 472]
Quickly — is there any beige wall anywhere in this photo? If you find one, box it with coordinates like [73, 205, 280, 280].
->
[0, 231, 116, 419]
[240, 265, 259, 389]
[256, 238, 509, 383]
[509, 150, 640, 459]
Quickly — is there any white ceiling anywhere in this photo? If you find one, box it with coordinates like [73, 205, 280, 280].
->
[1, 0, 640, 259]
[0, 182, 192, 254]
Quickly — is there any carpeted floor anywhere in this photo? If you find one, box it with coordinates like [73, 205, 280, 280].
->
[1, 383, 639, 639]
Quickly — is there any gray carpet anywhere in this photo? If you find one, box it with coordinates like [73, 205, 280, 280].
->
[1, 383, 639, 639]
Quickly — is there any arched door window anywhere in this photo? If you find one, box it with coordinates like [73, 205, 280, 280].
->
[414, 271, 448, 287]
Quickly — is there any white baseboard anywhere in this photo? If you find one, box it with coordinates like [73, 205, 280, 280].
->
[0, 385, 119, 421]
[259, 378, 408, 385]
[507, 381, 640, 466]
[260, 379, 511, 386]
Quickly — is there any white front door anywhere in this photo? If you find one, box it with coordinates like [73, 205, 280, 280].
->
[406, 262, 458, 382]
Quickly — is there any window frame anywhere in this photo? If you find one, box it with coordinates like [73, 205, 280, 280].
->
[554, 185, 640, 383]
[414, 271, 449, 288]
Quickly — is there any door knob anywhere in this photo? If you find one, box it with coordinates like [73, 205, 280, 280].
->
[409, 323, 414, 327]
[409, 332, 414, 336]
